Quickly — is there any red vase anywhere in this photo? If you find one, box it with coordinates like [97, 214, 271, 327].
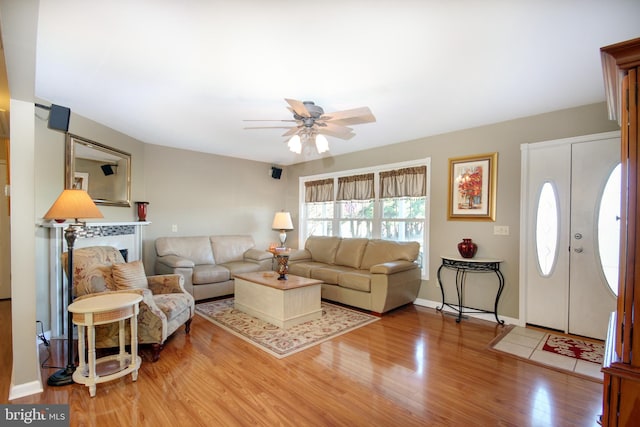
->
[457, 238, 477, 258]
[136, 202, 149, 222]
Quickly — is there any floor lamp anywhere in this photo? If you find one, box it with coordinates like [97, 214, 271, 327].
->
[43, 189, 103, 386]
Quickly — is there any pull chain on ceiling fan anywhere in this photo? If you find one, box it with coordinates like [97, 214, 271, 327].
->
[244, 98, 376, 154]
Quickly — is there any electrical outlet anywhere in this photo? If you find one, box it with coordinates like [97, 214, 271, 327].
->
[171, 224, 178, 233]
[494, 225, 510, 236]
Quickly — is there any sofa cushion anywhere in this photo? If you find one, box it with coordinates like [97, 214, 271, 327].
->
[335, 238, 368, 269]
[155, 236, 215, 265]
[220, 261, 263, 276]
[310, 266, 353, 285]
[192, 264, 230, 284]
[338, 271, 372, 292]
[210, 235, 255, 264]
[288, 261, 329, 278]
[305, 236, 341, 265]
[360, 240, 420, 270]
[112, 260, 149, 290]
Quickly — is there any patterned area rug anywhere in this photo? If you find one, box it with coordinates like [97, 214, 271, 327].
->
[542, 333, 604, 364]
[488, 325, 604, 382]
[196, 298, 379, 358]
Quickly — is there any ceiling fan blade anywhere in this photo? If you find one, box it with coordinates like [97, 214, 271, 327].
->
[321, 106, 376, 125]
[285, 98, 311, 117]
[282, 127, 302, 137]
[317, 128, 356, 140]
[243, 119, 297, 122]
[244, 126, 295, 130]
[318, 121, 353, 135]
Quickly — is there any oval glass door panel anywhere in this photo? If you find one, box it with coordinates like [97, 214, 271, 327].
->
[597, 163, 621, 296]
[535, 182, 559, 276]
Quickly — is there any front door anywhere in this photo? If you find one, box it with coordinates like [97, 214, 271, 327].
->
[568, 138, 619, 339]
[522, 132, 619, 340]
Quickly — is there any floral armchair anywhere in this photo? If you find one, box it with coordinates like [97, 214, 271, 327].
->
[64, 246, 195, 361]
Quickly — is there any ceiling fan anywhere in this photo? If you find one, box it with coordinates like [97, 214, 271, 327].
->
[244, 98, 376, 154]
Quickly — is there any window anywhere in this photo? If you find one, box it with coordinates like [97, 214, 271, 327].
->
[597, 163, 621, 296]
[535, 182, 559, 276]
[337, 173, 374, 238]
[299, 160, 430, 276]
[304, 179, 334, 236]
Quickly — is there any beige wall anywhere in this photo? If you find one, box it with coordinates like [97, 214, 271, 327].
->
[140, 143, 286, 270]
[286, 102, 619, 318]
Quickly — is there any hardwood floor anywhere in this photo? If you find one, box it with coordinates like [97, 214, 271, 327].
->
[1, 299, 603, 426]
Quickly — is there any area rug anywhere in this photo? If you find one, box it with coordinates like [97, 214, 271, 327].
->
[195, 298, 379, 358]
[542, 333, 604, 364]
[488, 325, 604, 382]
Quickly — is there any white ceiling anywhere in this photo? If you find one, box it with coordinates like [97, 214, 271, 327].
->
[34, 1, 640, 166]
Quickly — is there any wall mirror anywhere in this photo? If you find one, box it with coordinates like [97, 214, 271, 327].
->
[65, 133, 131, 207]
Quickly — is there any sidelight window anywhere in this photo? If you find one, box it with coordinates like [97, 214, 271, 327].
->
[597, 163, 621, 296]
[535, 182, 559, 276]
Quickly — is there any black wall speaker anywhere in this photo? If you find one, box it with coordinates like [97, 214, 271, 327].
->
[48, 104, 71, 132]
[101, 164, 115, 176]
[271, 167, 283, 179]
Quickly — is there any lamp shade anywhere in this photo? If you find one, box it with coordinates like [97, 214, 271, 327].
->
[288, 135, 302, 154]
[272, 211, 293, 231]
[315, 134, 329, 153]
[43, 189, 104, 221]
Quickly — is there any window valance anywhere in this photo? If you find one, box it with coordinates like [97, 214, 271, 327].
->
[380, 166, 427, 198]
[304, 178, 334, 203]
[337, 173, 374, 201]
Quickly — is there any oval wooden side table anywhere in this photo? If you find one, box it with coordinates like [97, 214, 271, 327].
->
[68, 293, 143, 397]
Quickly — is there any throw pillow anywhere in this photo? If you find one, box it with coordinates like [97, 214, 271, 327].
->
[112, 260, 148, 290]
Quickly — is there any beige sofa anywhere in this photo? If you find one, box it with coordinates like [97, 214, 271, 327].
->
[154, 235, 273, 301]
[288, 236, 422, 314]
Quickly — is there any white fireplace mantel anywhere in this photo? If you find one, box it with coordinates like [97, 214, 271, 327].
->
[44, 221, 150, 337]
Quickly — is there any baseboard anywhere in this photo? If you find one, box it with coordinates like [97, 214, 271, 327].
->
[8, 380, 44, 401]
[413, 297, 523, 326]
[8, 344, 43, 400]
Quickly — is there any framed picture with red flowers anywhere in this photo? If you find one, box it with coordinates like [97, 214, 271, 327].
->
[447, 152, 497, 221]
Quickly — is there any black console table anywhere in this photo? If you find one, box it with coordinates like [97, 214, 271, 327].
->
[436, 256, 505, 324]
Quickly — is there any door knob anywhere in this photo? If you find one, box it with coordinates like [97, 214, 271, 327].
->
[574, 247, 583, 253]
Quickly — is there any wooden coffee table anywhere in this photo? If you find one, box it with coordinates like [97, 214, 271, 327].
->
[234, 271, 323, 328]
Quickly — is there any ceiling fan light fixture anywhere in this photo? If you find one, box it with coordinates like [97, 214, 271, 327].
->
[288, 134, 302, 154]
[315, 134, 329, 153]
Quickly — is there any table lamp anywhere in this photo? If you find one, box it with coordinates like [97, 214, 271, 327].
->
[43, 189, 103, 386]
[272, 211, 293, 248]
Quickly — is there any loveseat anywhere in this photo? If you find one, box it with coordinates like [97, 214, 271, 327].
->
[288, 236, 422, 314]
[154, 235, 273, 301]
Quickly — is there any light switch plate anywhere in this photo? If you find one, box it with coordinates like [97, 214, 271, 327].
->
[494, 225, 509, 236]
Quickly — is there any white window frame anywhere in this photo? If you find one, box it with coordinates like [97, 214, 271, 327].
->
[298, 158, 431, 278]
